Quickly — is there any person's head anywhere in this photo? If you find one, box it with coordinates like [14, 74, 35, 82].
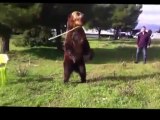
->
[140, 26, 146, 33]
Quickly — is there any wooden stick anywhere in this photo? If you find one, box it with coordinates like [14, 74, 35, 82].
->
[48, 26, 81, 40]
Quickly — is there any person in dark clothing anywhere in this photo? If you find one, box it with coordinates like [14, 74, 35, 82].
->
[135, 26, 152, 64]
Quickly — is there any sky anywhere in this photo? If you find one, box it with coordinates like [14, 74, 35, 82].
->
[138, 5, 160, 25]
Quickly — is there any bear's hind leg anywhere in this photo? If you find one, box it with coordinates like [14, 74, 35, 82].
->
[78, 63, 86, 83]
[64, 62, 73, 83]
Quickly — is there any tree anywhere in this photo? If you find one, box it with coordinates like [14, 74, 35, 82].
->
[111, 4, 142, 40]
[0, 23, 12, 53]
[86, 4, 114, 39]
[0, 3, 42, 53]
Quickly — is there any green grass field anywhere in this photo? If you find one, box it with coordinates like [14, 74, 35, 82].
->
[1, 35, 160, 108]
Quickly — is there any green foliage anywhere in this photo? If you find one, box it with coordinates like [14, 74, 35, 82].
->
[111, 4, 142, 30]
[12, 34, 26, 47]
[12, 26, 54, 47]
[0, 3, 41, 29]
[9, 3, 35, 8]
[37, 4, 93, 28]
[23, 26, 54, 47]
[88, 4, 114, 30]
[0, 3, 42, 30]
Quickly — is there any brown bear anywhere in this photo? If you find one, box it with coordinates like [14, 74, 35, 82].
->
[63, 11, 94, 83]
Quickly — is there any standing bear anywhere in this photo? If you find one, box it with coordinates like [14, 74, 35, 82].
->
[63, 11, 94, 83]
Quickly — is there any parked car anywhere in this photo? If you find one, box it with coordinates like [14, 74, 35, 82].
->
[133, 32, 140, 39]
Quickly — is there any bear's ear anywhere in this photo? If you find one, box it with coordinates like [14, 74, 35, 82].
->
[68, 13, 72, 19]
[67, 14, 73, 30]
[67, 20, 72, 30]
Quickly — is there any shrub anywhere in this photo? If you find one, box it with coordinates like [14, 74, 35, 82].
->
[23, 26, 56, 47]
[12, 35, 27, 47]
[12, 26, 58, 47]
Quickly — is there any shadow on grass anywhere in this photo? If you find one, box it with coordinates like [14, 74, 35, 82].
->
[87, 72, 160, 83]
[90, 46, 160, 64]
[12, 43, 160, 64]
[108, 40, 136, 45]
[9, 74, 55, 84]
[9, 72, 160, 85]
[19, 47, 64, 60]
[94, 39, 160, 45]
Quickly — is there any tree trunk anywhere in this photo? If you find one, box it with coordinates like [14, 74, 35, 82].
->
[98, 29, 101, 39]
[55, 26, 63, 51]
[114, 28, 119, 40]
[1, 36, 10, 53]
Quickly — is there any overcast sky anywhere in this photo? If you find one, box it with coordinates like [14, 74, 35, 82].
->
[138, 5, 160, 25]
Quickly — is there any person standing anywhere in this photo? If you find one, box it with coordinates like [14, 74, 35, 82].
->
[135, 26, 152, 64]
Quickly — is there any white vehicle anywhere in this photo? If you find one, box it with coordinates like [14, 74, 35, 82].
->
[151, 33, 160, 39]
[133, 32, 140, 39]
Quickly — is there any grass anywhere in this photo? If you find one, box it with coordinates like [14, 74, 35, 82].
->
[1, 36, 160, 108]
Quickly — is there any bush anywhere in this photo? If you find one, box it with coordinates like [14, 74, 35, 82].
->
[12, 35, 27, 47]
[12, 26, 58, 47]
[23, 26, 56, 47]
